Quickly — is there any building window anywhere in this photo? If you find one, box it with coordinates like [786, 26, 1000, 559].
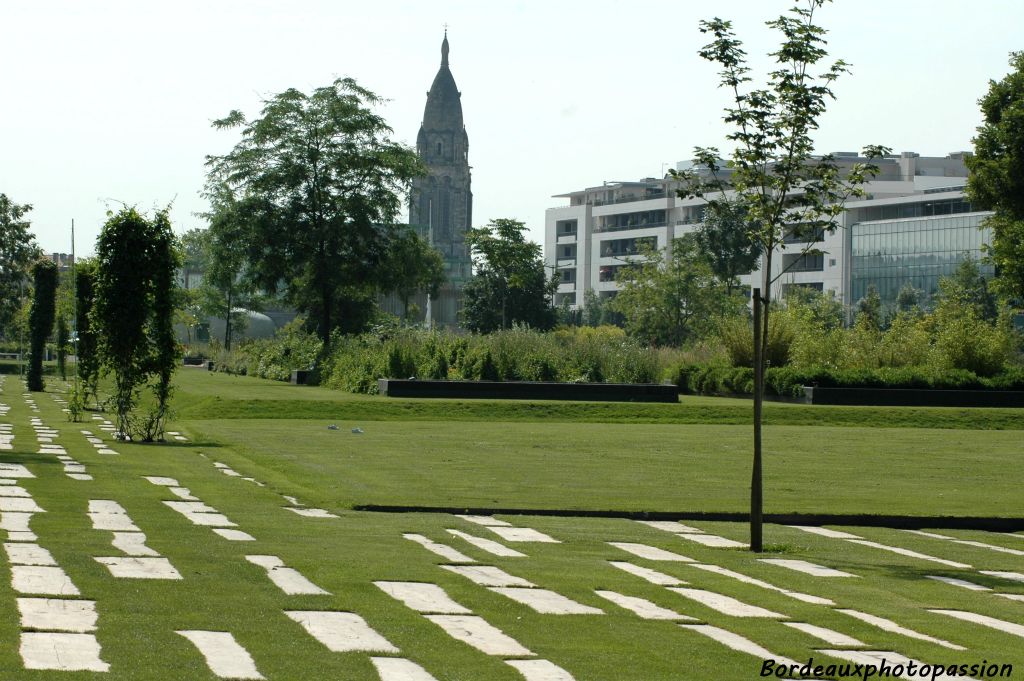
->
[601, 236, 656, 257]
[599, 264, 627, 282]
[596, 210, 667, 232]
[436, 142, 442, 156]
[557, 220, 577, 235]
[782, 252, 824, 272]
[560, 269, 575, 283]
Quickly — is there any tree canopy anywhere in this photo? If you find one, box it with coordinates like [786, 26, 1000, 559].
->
[0, 194, 40, 337]
[611, 236, 743, 347]
[204, 78, 424, 343]
[461, 219, 556, 333]
[966, 51, 1024, 304]
[380, 227, 446, 320]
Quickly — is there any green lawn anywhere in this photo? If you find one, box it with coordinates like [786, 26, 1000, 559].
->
[0, 371, 1021, 679]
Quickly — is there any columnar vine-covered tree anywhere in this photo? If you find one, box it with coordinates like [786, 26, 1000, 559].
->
[27, 259, 58, 391]
[672, 0, 887, 551]
[94, 207, 180, 441]
[204, 78, 424, 343]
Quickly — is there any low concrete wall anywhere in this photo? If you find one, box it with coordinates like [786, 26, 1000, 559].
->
[378, 379, 679, 403]
[804, 386, 1024, 407]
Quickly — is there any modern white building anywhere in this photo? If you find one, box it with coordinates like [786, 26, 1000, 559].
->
[544, 151, 992, 315]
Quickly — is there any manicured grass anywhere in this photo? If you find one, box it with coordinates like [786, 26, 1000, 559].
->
[2, 371, 1023, 679]
[173, 369, 1024, 431]
[186, 418, 1024, 518]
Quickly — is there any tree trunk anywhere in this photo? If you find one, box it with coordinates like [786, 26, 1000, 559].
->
[224, 288, 233, 352]
[751, 287, 764, 552]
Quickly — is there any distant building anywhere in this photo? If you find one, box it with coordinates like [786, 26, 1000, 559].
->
[45, 252, 75, 272]
[545, 151, 992, 317]
[405, 31, 474, 328]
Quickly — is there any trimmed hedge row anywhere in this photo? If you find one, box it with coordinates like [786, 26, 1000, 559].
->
[670, 363, 1024, 398]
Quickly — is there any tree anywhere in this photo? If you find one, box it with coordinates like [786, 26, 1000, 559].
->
[0, 195, 40, 338]
[610, 236, 741, 346]
[27, 259, 58, 391]
[672, 0, 888, 551]
[694, 199, 760, 294]
[94, 207, 179, 441]
[204, 78, 424, 344]
[461, 219, 556, 333]
[56, 314, 69, 380]
[202, 192, 265, 350]
[75, 260, 100, 406]
[966, 52, 1024, 304]
[380, 227, 446, 321]
[854, 284, 883, 329]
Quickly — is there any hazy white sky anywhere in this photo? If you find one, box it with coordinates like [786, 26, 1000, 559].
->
[3, 0, 1023, 255]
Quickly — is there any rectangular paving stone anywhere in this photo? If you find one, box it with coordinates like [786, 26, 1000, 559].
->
[285, 611, 398, 653]
[667, 588, 786, 618]
[489, 587, 603, 615]
[486, 526, 560, 544]
[213, 528, 256, 541]
[680, 624, 799, 667]
[245, 555, 329, 595]
[11, 565, 81, 595]
[836, 609, 963, 650]
[848, 540, 971, 569]
[505, 659, 577, 681]
[0, 497, 45, 513]
[676, 533, 748, 549]
[4, 542, 57, 566]
[440, 565, 535, 587]
[17, 598, 98, 633]
[608, 561, 685, 586]
[370, 657, 439, 681]
[94, 556, 182, 580]
[447, 529, 526, 557]
[20, 632, 109, 672]
[929, 609, 1024, 638]
[455, 514, 511, 527]
[403, 533, 476, 563]
[425, 615, 532, 656]
[759, 559, 858, 578]
[111, 532, 160, 557]
[375, 581, 471, 614]
[177, 630, 265, 680]
[608, 542, 693, 562]
[143, 476, 179, 486]
[595, 590, 696, 620]
[784, 622, 865, 647]
[89, 512, 140, 532]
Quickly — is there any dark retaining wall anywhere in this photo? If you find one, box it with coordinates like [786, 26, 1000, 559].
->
[378, 379, 679, 403]
[804, 386, 1024, 407]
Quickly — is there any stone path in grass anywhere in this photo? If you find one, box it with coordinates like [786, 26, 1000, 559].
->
[3, 379, 1024, 678]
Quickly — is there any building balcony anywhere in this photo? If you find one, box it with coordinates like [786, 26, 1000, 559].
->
[594, 221, 667, 234]
[556, 233, 578, 244]
[556, 257, 576, 267]
[557, 282, 576, 293]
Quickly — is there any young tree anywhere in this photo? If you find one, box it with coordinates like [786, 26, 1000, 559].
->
[610, 236, 742, 346]
[0, 195, 40, 338]
[145, 210, 180, 440]
[461, 219, 556, 333]
[673, 0, 888, 551]
[204, 78, 424, 344]
[27, 259, 58, 391]
[203, 192, 263, 350]
[966, 52, 1024, 305]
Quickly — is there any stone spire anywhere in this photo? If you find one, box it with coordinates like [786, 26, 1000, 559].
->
[407, 31, 473, 328]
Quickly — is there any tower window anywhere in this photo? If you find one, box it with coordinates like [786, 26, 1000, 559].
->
[436, 142, 442, 156]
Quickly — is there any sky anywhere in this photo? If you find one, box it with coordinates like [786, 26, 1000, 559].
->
[3, 0, 1023, 256]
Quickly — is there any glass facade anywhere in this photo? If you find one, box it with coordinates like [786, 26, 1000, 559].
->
[851, 213, 993, 309]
